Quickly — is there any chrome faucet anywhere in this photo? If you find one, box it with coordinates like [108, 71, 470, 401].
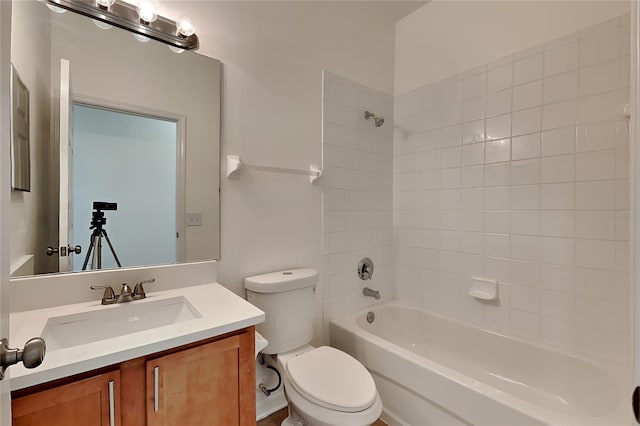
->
[91, 278, 156, 305]
[363, 287, 380, 300]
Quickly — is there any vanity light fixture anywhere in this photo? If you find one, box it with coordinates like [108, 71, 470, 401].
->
[44, 0, 199, 50]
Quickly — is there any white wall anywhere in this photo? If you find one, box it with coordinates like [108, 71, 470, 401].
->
[72, 105, 177, 270]
[393, 14, 632, 365]
[395, 1, 631, 95]
[9, 1, 51, 274]
[322, 72, 394, 339]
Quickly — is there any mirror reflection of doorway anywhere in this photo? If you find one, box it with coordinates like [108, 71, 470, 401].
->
[71, 104, 179, 271]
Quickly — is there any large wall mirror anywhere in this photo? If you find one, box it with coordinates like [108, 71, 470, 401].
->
[9, 0, 221, 277]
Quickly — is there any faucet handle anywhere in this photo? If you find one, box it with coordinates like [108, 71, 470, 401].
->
[90, 285, 117, 305]
[117, 283, 134, 303]
[133, 278, 156, 300]
[120, 283, 132, 295]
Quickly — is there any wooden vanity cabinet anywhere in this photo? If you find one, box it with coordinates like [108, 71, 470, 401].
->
[11, 327, 256, 426]
[12, 370, 121, 426]
[146, 330, 255, 426]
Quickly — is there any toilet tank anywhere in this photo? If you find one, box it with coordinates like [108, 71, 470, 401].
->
[244, 268, 318, 355]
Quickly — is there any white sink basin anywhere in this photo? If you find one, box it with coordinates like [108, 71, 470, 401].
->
[41, 296, 202, 351]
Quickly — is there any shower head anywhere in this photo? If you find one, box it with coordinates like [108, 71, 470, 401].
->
[364, 110, 384, 127]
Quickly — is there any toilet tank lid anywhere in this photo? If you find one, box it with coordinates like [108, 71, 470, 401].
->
[244, 268, 318, 293]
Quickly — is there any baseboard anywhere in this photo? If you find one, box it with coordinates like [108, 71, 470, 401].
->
[380, 408, 407, 426]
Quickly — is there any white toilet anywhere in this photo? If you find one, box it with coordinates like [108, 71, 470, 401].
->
[245, 268, 382, 426]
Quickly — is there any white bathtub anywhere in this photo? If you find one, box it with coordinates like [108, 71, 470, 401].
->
[330, 302, 630, 426]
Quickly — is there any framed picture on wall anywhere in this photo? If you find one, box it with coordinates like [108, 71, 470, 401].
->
[11, 64, 31, 192]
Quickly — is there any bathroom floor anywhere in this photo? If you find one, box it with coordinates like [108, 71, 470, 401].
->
[258, 408, 388, 426]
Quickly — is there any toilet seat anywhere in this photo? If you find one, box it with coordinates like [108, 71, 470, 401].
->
[286, 346, 377, 413]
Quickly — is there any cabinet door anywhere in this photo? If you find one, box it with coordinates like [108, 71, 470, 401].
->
[12, 370, 121, 426]
[146, 332, 254, 426]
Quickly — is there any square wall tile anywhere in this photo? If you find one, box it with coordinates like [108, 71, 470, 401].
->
[485, 139, 511, 164]
[541, 155, 575, 183]
[511, 185, 540, 210]
[484, 187, 510, 210]
[513, 107, 542, 136]
[541, 183, 575, 210]
[486, 89, 512, 117]
[441, 125, 462, 148]
[484, 163, 511, 187]
[580, 59, 621, 96]
[544, 41, 579, 77]
[463, 97, 486, 122]
[461, 165, 484, 188]
[512, 133, 541, 160]
[462, 143, 485, 166]
[576, 151, 615, 181]
[577, 122, 617, 152]
[390, 15, 630, 365]
[514, 53, 544, 85]
[485, 210, 510, 234]
[513, 80, 543, 111]
[463, 72, 487, 100]
[511, 210, 540, 236]
[575, 180, 616, 209]
[542, 126, 576, 157]
[580, 27, 621, 67]
[543, 100, 577, 131]
[540, 211, 575, 238]
[488, 63, 513, 94]
[486, 114, 511, 141]
[511, 159, 540, 185]
[544, 71, 579, 104]
[462, 120, 486, 144]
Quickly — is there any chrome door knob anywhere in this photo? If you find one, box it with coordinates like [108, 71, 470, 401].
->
[0, 337, 46, 379]
[45, 246, 59, 256]
[68, 245, 82, 255]
[21, 338, 46, 368]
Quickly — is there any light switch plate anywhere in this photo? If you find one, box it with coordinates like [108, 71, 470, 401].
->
[186, 213, 202, 226]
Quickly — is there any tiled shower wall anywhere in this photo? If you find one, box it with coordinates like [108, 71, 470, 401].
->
[393, 15, 631, 364]
[322, 72, 394, 335]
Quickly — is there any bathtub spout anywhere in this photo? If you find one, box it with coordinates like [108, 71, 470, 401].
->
[363, 287, 380, 300]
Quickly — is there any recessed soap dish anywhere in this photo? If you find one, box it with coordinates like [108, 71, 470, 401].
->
[469, 277, 498, 301]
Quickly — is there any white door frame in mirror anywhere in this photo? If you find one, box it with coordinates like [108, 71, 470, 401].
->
[58, 93, 187, 269]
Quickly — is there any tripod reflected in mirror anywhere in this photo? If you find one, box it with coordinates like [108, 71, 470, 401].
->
[82, 201, 122, 271]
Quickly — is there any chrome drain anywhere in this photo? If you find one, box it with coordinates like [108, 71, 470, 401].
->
[366, 311, 375, 323]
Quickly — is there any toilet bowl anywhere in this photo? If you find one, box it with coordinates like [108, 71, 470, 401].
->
[277, 345, 382, 426]
[244, 268, 382, 426]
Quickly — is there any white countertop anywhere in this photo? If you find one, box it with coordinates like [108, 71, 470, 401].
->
[9, 283, 265, 390]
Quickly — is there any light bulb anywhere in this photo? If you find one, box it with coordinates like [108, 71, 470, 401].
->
[96, 0, 116, 9]
[136, 0, 157, 24]
[176, 16, 195, 37]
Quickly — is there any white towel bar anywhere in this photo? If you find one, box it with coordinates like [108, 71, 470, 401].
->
[226, 155, 322, 184]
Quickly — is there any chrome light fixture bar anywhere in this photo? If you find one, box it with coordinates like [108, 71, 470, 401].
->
[45, 0, 199, 50]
